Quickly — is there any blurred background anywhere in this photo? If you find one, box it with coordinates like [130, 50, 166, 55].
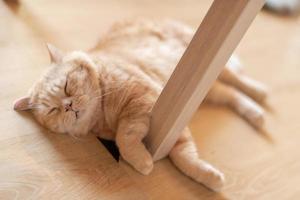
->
[0, 0, 300, 199]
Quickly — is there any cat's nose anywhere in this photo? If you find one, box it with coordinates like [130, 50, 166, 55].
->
[64, 101, 73, 112]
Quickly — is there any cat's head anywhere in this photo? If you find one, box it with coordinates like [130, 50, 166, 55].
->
[14, 44, 101, 136]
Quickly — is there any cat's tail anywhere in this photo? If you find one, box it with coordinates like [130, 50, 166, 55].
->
[168, 128, 225, 192]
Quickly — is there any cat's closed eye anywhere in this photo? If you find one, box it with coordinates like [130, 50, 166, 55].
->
[64, 79, 70, 97]
[47, 107, 59, 115]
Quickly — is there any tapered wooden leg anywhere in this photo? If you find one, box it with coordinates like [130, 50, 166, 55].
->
[145, 0, 266, 161]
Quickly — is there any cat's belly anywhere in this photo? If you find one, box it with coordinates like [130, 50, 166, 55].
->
[91, 34, 186, 87]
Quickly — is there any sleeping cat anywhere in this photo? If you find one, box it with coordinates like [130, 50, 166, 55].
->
[14, 19, 267, 191]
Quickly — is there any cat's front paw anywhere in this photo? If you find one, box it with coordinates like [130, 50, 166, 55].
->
[134, 158, 154, 175]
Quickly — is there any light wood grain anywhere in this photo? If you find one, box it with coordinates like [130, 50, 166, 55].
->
[146, 0, 266, 161]
[0, 1, 147, 199]
[1, 0, 300, 199]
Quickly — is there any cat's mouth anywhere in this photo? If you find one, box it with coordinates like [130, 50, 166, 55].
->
[73, 109, 86, 120]
[65, 104, 81, 120]
[68, 109, 80, 120]
[75, 110, 79, 119]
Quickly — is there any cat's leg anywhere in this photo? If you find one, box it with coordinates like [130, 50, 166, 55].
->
[219, 65, 268, 102]
[169, 128, 225, 192]
[116, 115, 153, 175]
[206, 81, 265, 128]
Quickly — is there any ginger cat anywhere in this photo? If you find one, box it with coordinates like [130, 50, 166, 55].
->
[14, 19, 267, 191]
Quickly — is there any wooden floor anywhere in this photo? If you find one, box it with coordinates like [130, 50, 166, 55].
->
[1, 0, 300, 199]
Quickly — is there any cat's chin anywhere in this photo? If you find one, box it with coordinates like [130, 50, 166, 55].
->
[69, 129, 89, 137]
[68, 118, 91, 137]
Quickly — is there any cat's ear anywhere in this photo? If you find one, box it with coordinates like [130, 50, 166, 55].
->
[13, 97, 32, 111]
[46, 43, 63, 64]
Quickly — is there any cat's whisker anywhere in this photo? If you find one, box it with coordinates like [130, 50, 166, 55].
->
[90, 86, 127, 101]
[92, 91, 118, 100]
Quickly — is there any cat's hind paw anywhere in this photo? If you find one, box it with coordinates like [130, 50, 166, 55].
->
[201, 167, 225, 192]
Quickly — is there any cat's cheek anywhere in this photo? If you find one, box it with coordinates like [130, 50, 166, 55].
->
[49, 120, 67, 134]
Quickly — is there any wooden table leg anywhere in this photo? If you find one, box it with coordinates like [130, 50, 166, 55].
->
[145, 0, 266, 161]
